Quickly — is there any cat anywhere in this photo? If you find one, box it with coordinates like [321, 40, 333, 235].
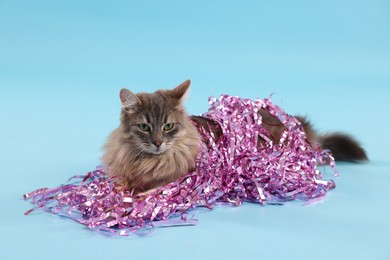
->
[103, 80, 367, 194]
[103, 81, 200, 194]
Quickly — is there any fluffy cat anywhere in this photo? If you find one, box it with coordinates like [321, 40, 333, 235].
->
[103, 80, 200, 194]
[103, 80, 367, 194]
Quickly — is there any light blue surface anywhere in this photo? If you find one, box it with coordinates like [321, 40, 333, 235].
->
[1, 1, 390, 259]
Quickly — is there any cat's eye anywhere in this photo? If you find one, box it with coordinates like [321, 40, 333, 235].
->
[138, 123, 151, 132]
[163, 123, 175, 131]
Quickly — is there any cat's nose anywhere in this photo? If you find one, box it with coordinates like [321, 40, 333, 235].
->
[153, 141, 162, 148]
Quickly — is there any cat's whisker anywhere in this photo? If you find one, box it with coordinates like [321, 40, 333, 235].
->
[134, 148, 146, 158]
[173, 144, 191, 156]
[170, 146, 191, 159]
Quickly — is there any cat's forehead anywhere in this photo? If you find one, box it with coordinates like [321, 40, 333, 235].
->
[138, 92, 179, 110]
[135, 92, 183, 120]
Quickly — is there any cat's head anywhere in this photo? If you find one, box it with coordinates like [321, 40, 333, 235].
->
[118, 80, 194, 155]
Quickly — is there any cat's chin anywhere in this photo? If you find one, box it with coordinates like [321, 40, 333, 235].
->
[145, 148, 168, 155]
[149, 151, 167, 155]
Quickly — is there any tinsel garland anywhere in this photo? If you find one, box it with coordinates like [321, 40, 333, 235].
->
[24, 95, 337, 236]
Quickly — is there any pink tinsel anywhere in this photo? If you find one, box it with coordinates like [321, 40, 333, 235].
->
[24, 95, 337, 236]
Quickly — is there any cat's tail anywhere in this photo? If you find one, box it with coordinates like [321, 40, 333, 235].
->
[296, 116, 368, 162]
[317, 133, 368, 162]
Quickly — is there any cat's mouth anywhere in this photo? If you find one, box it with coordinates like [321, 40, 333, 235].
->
[145, 144, 168, 155]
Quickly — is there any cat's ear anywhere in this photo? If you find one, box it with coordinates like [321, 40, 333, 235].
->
[171, 80, 191, 101]
[120, 88, 141, 112]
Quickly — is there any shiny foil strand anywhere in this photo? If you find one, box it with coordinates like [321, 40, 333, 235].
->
[24, 95, 337, 236]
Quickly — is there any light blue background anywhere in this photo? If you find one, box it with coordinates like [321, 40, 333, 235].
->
[1, 0, 389, 259]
